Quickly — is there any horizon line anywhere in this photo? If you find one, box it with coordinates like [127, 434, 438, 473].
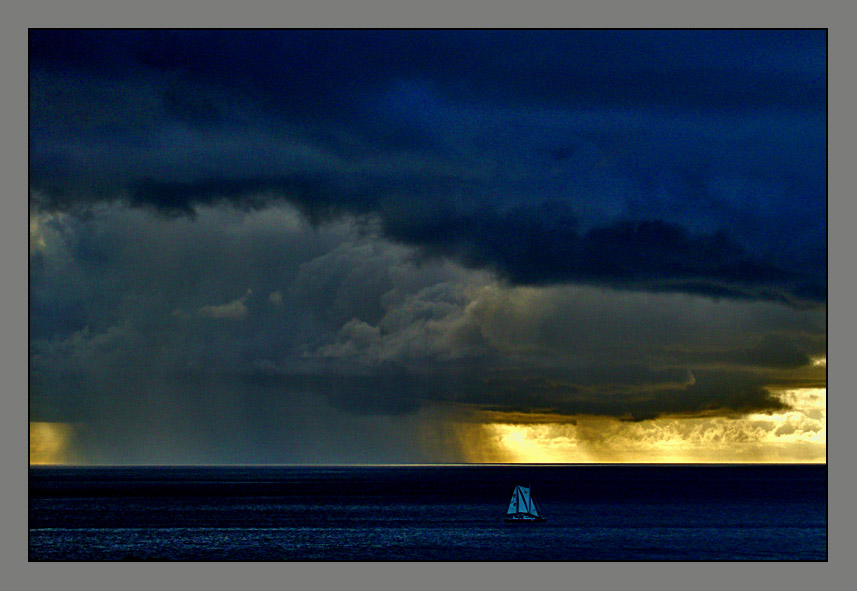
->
[29, 461, 828, 468]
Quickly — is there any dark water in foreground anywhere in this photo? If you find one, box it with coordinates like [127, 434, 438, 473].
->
[29, 464, 826, 561]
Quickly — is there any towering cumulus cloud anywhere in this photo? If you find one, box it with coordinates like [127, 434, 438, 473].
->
[29, 30, 826, 464]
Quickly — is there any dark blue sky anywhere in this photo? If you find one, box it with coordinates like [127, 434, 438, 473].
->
[29, 30, 827, 464]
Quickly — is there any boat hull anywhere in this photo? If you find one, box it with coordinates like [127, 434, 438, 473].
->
[503, 515, 545, 523]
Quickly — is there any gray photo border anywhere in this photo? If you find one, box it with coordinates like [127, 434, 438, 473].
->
[6, 2, 847, 590]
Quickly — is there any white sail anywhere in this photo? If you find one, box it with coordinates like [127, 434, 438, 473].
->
[518, 486, 531, 512]
[528, 492, 540, 517]
[507, 486, 521, 514]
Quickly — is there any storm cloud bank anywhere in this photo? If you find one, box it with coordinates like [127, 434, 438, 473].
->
[29, 201, 825, 462]
[29, 31, 826, 463]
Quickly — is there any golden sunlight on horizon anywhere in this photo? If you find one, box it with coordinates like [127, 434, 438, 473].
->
[30, 422, 78, 465]
[456, 388, 826, 464]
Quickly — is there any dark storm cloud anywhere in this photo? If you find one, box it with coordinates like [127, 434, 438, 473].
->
[29, 30, 826, 305]
[458, 368, 788, 422]
[382, 207, 809, 304]
[231, 365, 784, 422]
[679, 335, 814, 369]
[28, 200, 826, 463]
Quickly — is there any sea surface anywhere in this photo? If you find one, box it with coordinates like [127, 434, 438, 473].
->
[29, 464, 827, 561]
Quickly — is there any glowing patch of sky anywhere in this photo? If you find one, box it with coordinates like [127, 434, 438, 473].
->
[30, 422, 80, 465]
[457, 388, 825, 464]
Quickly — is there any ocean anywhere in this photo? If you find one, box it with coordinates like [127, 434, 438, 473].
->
[29, 464, 827, 561]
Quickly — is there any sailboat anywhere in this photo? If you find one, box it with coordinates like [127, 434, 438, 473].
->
[504, 484, 545, 522]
